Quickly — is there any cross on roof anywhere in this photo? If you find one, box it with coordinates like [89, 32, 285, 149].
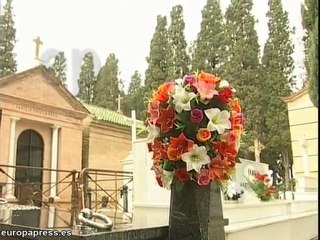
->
[33, 36, 43, 59]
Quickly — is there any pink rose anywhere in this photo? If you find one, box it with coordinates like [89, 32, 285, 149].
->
[197, 169, 210, 186]
[190, 108, 203, 124]
[183, 75, 196, 85]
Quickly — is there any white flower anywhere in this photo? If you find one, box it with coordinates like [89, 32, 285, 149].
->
[172, 85, 196, 113]
[161, 170, 174, 190]
[227, 182, 236, 198]
[175, 78, 184, 85]
[219, 80, 230, 88]
[204, 108, 231, 134]
[218, 80, 237, 93]
[181, 145, 210, 172]
[147, 124, 160, 142]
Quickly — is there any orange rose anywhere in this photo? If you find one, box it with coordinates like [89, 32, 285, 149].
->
[198, 71, 220, 84]
[196, 128, 212, 142]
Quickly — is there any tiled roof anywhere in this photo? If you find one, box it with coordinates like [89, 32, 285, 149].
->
[82, 102, 145, 129]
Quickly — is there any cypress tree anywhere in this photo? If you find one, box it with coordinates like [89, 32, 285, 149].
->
[167, 5, 190, 79]
[191, 0, 225, 75]
[122, 70, 145, 120]
[262, 0, 295, 150]
[145, 15, 169, 93]
[77, 52, 96, 104]
[223, 0, 266, 161]
[301, 0, 318, 107]
[0, 0, 17, 77]
[93, 53, 120, 110]
[50, 51, 67, 86]
[262, 0, 295, 192]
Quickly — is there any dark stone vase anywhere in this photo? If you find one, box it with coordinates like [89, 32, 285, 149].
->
[168, 180, 226, 240]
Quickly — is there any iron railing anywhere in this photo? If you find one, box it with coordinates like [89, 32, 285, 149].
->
[0, 164, 133, 229]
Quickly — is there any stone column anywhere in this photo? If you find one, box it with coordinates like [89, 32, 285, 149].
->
[6, 117, 20, 199]
[49, 125, 60, 199]
[47, 206, 56, 228]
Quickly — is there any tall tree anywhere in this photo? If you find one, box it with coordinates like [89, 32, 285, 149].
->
[301, 0, 318, 107]
[145, 15, 169, 93]
[0, 0, 17, 77]
[191, 0, 225, 75]
[167, 5, 190, 79]
[77, 52, 96, 104]
[222, 0, 266, 161]
[262, 0, 295, 192]
[93, 53, 120, 110]
[50, 51, 67, 86]
[122, 70, 145, 120]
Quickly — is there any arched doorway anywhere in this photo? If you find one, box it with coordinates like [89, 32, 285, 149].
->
[15, 129, 44, 205]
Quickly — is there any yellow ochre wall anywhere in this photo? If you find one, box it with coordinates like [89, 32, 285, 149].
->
[285, 89, 318, 179]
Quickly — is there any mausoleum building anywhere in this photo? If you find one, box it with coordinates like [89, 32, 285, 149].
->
[0, 65, 144, 203]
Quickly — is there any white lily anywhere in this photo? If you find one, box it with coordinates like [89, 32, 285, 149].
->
[147, 124, 160, 142]
[204, 108, 231, 134]
[161, 170, 175, 190]
[172, 85, 196, 113]
[181, 145, 210, 172]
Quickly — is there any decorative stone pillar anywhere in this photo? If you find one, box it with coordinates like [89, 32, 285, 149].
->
[6, 117, 20, 199]
[168, 180, 226, 240]
[49, 125, 60, 199]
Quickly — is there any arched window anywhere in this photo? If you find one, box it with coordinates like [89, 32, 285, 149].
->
[15, 130, 44, 198]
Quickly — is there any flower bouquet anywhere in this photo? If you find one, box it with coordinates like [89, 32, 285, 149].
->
[146, 71, 244, 190]
[245, 172, 276, 201]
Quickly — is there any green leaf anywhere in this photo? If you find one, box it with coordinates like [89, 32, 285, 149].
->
[174, 179, 185, 192]
[163, 160, 174, 171]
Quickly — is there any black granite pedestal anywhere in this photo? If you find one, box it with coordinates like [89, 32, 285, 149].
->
[168, 180, 226, 240]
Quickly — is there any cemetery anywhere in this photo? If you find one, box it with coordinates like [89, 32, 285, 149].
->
[0, 136, 317, 240]
[0, 70, 317, 239]
[0, 0, 318, 239]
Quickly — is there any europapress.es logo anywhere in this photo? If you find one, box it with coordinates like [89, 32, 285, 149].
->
[40, 48, 103, 94]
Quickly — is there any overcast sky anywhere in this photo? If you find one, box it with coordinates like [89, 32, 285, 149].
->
[3, 0, 306, 94]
